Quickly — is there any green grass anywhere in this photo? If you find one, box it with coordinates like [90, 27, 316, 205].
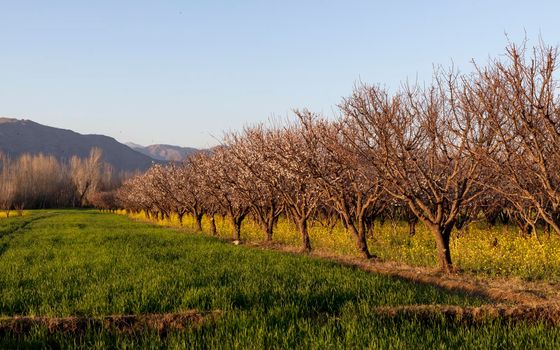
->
[0, 210, 559, 349]
[4, 317, 560, 349]
[139, 211, 560, 282]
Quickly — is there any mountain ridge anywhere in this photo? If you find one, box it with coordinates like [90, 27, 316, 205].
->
[0, 118, 156, 172]
[126, 143, 199, 161]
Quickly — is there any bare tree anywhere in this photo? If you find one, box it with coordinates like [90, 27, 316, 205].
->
[225, 126, 284, 241]
[71, 148, 104, 206]
[117, 170, 164, 219]
[200, 147, 251, 241]
[469, 41, 560, 236]
[260, 123, 320, 253]
[297, 112, 386, 259]
[89, 191, 118, 212]
[107, 38, 560, 273]
[342, 74, 492, 272]
[184, 154, 213, 231]
[0, 153, 15, 216]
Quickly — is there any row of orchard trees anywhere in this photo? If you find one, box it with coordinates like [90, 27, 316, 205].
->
[116, 42, 560, 272]
[0, 148, 118, 214]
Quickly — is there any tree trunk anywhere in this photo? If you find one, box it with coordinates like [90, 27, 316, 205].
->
[366, 219, 375, 239]
[79, 190, 87, 207]
[178, 212, 184, 226]
[486, 211, 498, 227]
[209, 214, 217, 236]
[195, 212, 203, 232]
[544, 215, 560, 238]
[349, 221, 373, 259]
[520, 222, 532, 237]
[232, 217, 242, 241]
[431, 224, 453, 273]
[266, 221, 274, 241]
[408, 219, 417, 236]
[297, 218, 312, 253]
[530, 223, 538, 241]
[264, 207, 275, 241]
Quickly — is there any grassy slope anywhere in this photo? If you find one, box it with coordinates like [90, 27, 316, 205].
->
[0, 210, 558, 349]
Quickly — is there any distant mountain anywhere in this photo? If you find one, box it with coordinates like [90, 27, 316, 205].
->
[0, 118, 156, 172]
[127, 143, 199, 161]
[124, 142, 144, 149]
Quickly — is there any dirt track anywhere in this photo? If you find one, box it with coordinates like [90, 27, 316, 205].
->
[371, 304, 560, 325]
[0, 310, 221, 336]
[2, 303, 559, 336]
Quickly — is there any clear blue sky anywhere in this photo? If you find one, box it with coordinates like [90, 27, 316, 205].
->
[1, 1, 559, 148]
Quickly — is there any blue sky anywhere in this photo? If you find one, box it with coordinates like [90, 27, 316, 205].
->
[1, 1, 559, 148]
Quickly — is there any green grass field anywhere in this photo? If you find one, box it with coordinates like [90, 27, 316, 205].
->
[132, 210, 560, 282]
[0, 211, 559, 349]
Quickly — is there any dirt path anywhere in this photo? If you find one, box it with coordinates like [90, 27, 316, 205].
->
[0, 310, 221, 336]
[2, 304, 560, 337]
[372, 304, 560, 325]
[246, 241, 560, 307]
